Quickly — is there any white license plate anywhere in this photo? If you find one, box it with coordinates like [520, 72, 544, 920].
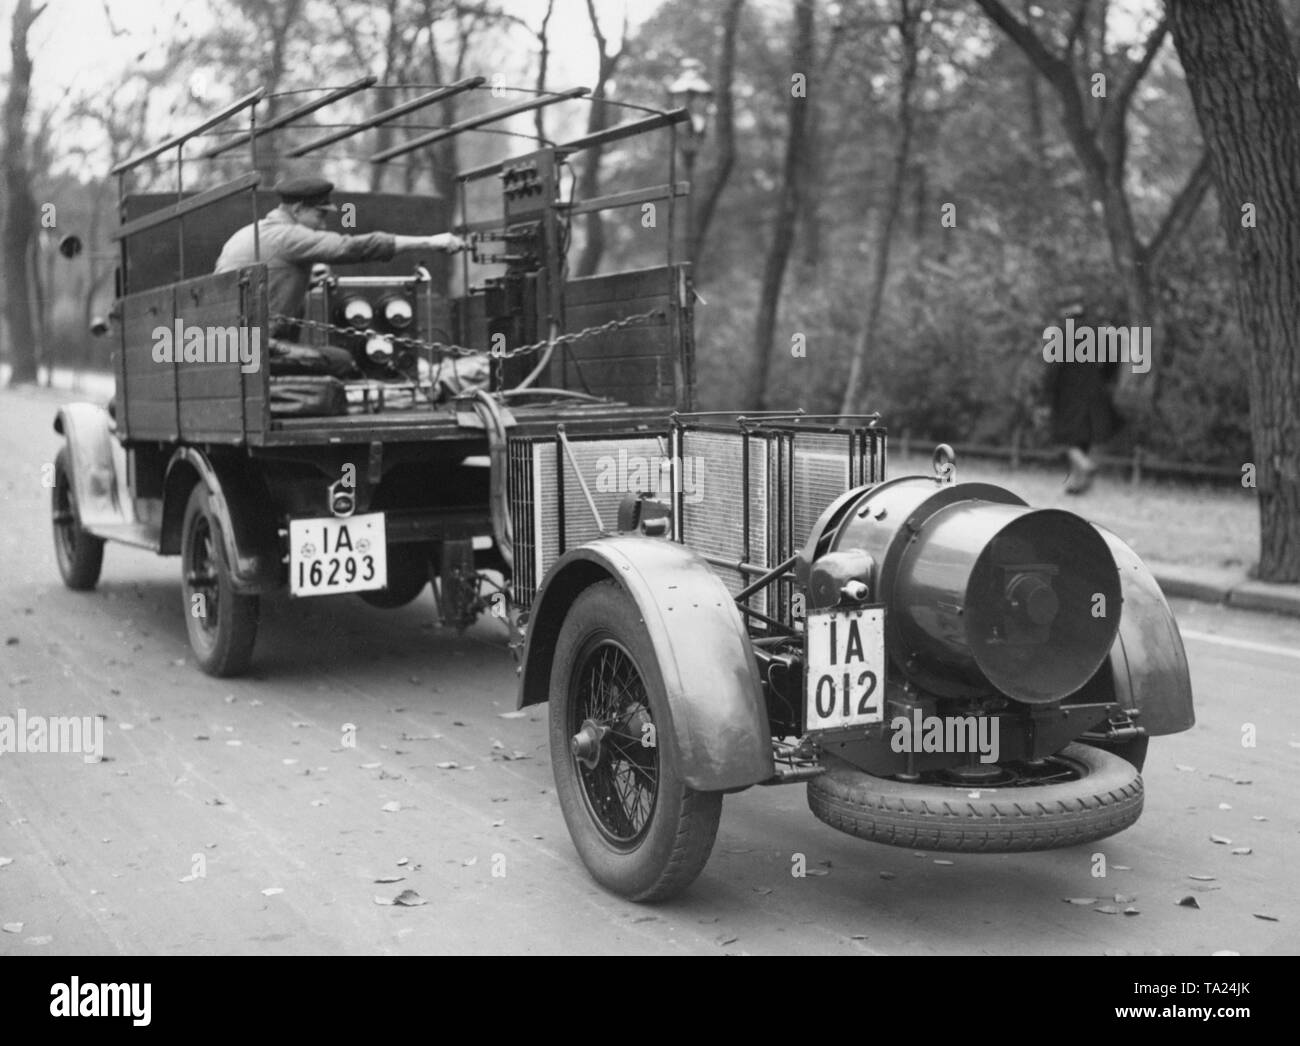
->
[289, 513, 387, 597]
[805, 606, 885, 731]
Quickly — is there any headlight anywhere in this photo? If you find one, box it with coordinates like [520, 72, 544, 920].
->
[382, 296, 414, 330]
[342, 297, 373, 328]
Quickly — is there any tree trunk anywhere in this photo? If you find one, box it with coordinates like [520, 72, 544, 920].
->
[574, 0, 626, 279]
[748, 0, 815, 410]
[689, 0, 745, 272]
[3, 0, 45, 386]
[840, 0, 920, 417]
[1168, 0, 1300, 581]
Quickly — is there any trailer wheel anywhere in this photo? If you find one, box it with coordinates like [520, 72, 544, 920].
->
[51, 448, 104, 591]
[807, 743, 1143, 853]
[181, 483, 259, 677]
[358, 546, 428, 608]
[549, 581, 723, 902]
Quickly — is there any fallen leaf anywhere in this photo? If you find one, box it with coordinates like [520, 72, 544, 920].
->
[1231, 847, 1252, 855]
[1188, 874, 1216, 881]
[804, 868, 830, 877]
[718, 936, 739, 946]
[850, 934, 868, 940]
[373, 876, 405, 884]
[1176, 764, 1197, 772]
[462, 856, 477, 867]
[381, 801, 401, 813]
[0, 857, 12, 868]
[1218, 803, 1232, 810]
[933, 859, 954, 866]
[261, 887, 283, 897]
[1233, 777, 1252, 785]
[879, 871, 896, 880]
[1123, 908, 1140, 916]
[435, 761, 459, 770]
[1094, 905, 1120, 915]
[632, 916, 657, 924]
[194, 734, 209, 741]
[359, 762, 381, 769]
[393, 890, 426, 907]
[1253, 913, 1279, 922]
[491, 739, 506, 750]
[1252, 815, 1269, 821]
[2, 923, 23, 933]
[373, 895, 393, 906]
[310, 799, 328, 807]
[752, 887, 773, 895]
[397, 858, 409, 866]
[1177, 896, 1200, 908]
[1210, 834, 1232, 845]
[491, 819, 505, 828]
[1065, 897, 1100, 905]
[497, 711, 527, 719]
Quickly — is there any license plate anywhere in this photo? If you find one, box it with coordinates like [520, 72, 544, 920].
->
[805, 606, 885, 731]
[289, 513, 387, 597]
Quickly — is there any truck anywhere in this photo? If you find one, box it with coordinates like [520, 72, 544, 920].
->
[51, 79, 1194, 901]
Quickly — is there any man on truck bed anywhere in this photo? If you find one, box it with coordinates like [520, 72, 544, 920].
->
[214, 176, 464, 378]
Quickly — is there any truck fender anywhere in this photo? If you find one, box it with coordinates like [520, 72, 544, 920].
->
[519, 536, 775, 792]
[162, 448, 281, 594]
[1095, 524, 1195, 736]
[52, 402, 133, 531]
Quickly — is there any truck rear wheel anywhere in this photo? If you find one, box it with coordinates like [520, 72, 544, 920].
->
[549, 581, 723, 902]
[51, 448, 104, 591]
[358, 546, 429, 608]
[807, 742, 1143, 852]
[181, 483, 259, 677]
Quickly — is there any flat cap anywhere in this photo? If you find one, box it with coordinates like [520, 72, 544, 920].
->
[275, 176, 338, 210]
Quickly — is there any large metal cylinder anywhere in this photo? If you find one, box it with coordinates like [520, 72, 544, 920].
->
[819, 478, 1122, 704]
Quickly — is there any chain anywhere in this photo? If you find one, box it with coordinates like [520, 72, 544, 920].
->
[273, 307, 667, 361]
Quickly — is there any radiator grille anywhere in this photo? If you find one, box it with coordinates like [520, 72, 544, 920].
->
[508, 433, 668, 606]
[679, 429, 777, 619]
[508, 419, 886, 618]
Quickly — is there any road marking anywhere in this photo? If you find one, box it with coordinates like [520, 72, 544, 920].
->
[1180, 630, 1300, 661]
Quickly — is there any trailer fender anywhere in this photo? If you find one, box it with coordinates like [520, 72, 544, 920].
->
[1095, 524, 1195, 736]
[519, 537, 774, 791]
[162, 448, 281, 594]
[52, 403, 133, 530]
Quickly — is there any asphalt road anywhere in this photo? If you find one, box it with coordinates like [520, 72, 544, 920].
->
[1, 386, 1297, 955]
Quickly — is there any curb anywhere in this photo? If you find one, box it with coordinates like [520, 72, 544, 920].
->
[1150, 565, 1300, 619]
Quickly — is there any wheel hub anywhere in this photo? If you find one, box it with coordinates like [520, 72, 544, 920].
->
[571, 718, 608, 770]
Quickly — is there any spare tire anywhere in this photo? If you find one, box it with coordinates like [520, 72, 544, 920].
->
[807, 743, 1142, 853]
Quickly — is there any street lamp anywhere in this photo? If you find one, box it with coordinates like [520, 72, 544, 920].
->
[667, 59, 713, 256]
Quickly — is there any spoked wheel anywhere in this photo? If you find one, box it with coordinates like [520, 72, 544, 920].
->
[808, 742, 1143, 853]
[181, 483, 259, 677]
[51, 448, 104, 591]
[550, 581, 722, 902]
